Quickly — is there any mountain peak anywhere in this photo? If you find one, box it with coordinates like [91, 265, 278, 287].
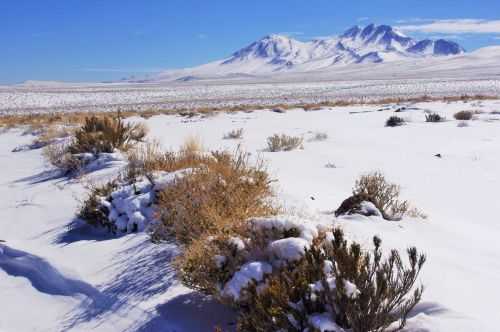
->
[341, 25, 361, 39]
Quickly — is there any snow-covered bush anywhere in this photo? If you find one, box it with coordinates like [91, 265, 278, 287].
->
[336, 171, 414, 221]
[237, 228, 426, 332]
[453, 110, 473, 120]
[385, 116, 405, 127]
[177, 215, 325, 301]
[78, 170, 188, 233]
[223, 128, 244, 139]
[152, 149, 275, 243]
[42, 115, 147, 175]
[267, 134, 303, 152]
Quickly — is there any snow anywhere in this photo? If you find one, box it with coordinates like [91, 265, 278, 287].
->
[2, 98, 500, 331]
[96, 169, 190, 233]
[250, 215, 322, 242]
[308, 313, 345, 332]
[268, 237, 310, 261]
[222, 261, 272, 300]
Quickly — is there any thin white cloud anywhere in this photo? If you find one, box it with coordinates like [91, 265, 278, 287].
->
[197, 33, 208, 39]
[397, 19, 500, 34]
[277, 31, 305, 37]
[81, 68, 162, 73]
[357, 17, 369, 22]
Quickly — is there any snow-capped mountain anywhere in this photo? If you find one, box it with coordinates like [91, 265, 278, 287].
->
[153, 23, 466, 81]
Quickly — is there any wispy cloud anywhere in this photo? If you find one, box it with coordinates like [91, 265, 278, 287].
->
[197, 33, 208, 39]
[277, 31, 305, 37]
[357, 17, 369, 22]
[397, 19, 500, 34]
[81, 68, 162, 73]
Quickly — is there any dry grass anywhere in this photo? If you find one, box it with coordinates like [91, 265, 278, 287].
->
[1, 95, 497, 130]
[267, 134, 303, 152]
[151, 148, 276, 244]
[125, 140, 210, 181]
[180, 135, 204, 155]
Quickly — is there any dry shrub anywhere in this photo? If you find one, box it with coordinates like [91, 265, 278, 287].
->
[68, 115, 147, 155]
[385, 116, 405, 127]
[178, 233, 248, 295]
[30, 124, 76, 148]
[308, 132, 328, 142]
[351, 171, 409, 220]
[42, 141, 83, 174]
[425, 113, 445, 123]
[223, 128, 244, 140]
[77, 180, 119, 231]
[267, 134, 303, 152]
[238, 229, 425, 332]
[453, 110, 473, 120]
[151, 148, 275, 244]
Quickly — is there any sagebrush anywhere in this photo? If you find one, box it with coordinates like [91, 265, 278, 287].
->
[453, 110, 473, 121]
[385, 116, 405, 127]
[267, 134, 303, 152]
[238, 229, 425, 332]
[151, 149, 276, 244]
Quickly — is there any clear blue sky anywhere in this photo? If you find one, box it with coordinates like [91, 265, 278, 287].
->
[1, 0, 499, 84]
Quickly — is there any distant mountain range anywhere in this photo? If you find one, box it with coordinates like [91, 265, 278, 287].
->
[149, 23, 475, 82]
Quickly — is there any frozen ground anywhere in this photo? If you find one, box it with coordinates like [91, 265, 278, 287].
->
[1, 99, 500, 331]
[0, 77, 500, 115]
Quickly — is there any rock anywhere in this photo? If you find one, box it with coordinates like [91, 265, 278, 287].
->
[335, 193, 382, 217]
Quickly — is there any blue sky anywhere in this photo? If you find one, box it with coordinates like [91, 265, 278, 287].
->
[1, 0, 499, 84]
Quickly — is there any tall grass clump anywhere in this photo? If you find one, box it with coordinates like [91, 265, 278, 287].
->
[68, 115, 147, 155]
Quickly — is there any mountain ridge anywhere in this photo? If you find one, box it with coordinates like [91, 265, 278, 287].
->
[152, 23, 467, 82]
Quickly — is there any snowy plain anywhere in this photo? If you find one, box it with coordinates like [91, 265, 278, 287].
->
[1, 99, 500, 331]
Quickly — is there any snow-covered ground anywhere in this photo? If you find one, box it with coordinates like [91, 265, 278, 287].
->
[1, 78, 500, 115]
[1, 99, 500, 331]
